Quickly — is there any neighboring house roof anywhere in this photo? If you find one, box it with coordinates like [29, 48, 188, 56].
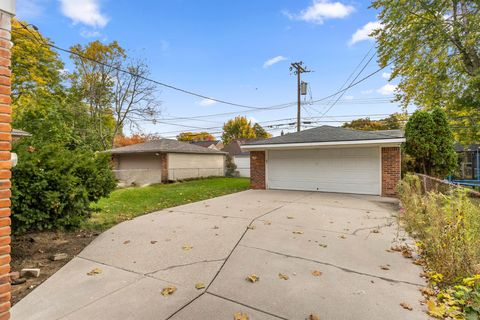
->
[12, 129, 31, 138]
[222, 140, 251, 156]
[243, 126, 404, 149]
[190, 140, 221, 148]
[455, 143, 480, 152]
[106, 139, 226, 155]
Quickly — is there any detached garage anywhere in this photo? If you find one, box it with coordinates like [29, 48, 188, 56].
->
[107, 139, 226, 186]
[242, 126, 405, 197]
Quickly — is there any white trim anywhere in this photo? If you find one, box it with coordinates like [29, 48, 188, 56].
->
[241, 138, 405, 151]
[265, 150, 269, 189]
[378, 146, 382, 196]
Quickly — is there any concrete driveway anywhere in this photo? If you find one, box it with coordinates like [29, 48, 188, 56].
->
[12, 190, 429, 320]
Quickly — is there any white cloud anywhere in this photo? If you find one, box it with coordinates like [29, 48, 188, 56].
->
[60, 0, 109, 28]
[382, 72, 391, 79]
[198, 99, 217, 107]
[263, 55, 288, 68]
[284, 0, 354, 25]
[80, 29, 102, 38]
[377, 84, 396, 95]
[349, 21, 382, 45]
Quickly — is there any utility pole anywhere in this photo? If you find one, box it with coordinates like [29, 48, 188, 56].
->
[290, 61, 311, 132]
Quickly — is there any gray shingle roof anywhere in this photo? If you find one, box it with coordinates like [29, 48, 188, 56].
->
[106, 139, 226, 155]
[246, 126, 404, 145]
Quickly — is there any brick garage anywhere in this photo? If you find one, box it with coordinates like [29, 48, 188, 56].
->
[244, 126, 404, 197]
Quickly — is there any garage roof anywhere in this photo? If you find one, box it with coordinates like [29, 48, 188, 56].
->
[106, 139, 226, 155]
[244, 126, 404, 147]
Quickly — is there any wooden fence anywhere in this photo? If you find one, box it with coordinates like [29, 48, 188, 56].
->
[415, 173, 480, 198]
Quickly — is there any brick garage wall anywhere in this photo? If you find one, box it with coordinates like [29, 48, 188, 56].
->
[382, 147, 401, 197]
[0, 12, 12, 320]
[250, 151, 265, 190]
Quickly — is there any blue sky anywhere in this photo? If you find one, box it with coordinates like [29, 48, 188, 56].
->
[16, 0, 407, 138]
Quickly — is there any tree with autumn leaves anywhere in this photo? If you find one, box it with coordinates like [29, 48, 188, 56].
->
[221, 116, 271, 145]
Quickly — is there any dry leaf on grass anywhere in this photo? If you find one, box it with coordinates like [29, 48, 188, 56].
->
[161, 286, 177, 296]
[246, 274, 259, 283]
[400, 302, 413, 311]
[86, 268, 102, 276]
[195, 283, 205, 290]
[311, 270, 322, 277]
[234, 312, 249, 320]
[427, 300, 446, 318]
[308, 314, 320, 320]
[278, 273, 289, 280]
[182, 244, 193, 251]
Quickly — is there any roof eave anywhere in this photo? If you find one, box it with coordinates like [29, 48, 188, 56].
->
[107, 150, 227, 155]
[242, 138, 405, 151]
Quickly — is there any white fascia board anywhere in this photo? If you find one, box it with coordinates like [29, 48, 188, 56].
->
[241, 138, 405, 151]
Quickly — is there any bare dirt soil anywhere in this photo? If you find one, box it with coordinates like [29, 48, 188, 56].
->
[10, 230, 97, 305]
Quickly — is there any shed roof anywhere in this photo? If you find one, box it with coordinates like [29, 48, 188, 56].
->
[245, 126, 404, 146]
[106, 139, 226, 155]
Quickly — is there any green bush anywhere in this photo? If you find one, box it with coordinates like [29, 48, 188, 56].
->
[11, 143, 116, 233]
[398, 174, 480, 283]
[225, 155, 238, 177]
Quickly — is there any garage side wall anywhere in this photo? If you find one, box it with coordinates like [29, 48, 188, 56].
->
[112, 153, 163, 186]
[250, 151, 266, 189]
[167, 153, 225, 181]
[381, 147, 401, 197]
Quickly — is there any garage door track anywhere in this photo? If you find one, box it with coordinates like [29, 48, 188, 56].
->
[12, 190, 429, 320]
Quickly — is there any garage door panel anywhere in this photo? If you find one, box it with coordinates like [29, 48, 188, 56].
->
[267, 147, 380, 195]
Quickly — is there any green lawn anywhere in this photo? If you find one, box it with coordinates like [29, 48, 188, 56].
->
[86, 177, 250, 230]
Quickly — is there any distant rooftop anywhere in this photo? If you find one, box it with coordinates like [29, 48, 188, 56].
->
[106, 139, 226, 155]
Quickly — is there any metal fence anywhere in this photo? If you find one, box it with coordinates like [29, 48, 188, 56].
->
[415, 173, 480, 198]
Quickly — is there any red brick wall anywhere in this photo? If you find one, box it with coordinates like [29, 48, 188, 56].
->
[160, 153, 168, 183]
[250, 151, 265, 190]
[0, 12, 11, 320]
[382, 147, 401, 197]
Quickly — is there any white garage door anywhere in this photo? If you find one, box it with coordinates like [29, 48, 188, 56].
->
[267, 147, 380, 195]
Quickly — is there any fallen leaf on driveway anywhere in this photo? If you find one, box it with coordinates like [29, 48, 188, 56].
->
[311, 270, 322, 277]
[278, 273, 289, 280]
[123, 240, 130, 245]
[380, 265, 390, 270]
[182, 244, 193, 251]
[400, 302, 413, 311]
[246, 274, 259, 283]
[195, 283, 205, 290]
[247, 225, 256, 230]
[419, 287, 435, 296]
[372, 229, 380, 233]
[213, 225, 219, 229]
[293, 230, 303, 235]
[339, 235, 347, 239]
[263, 221, 272, 225]
[161, 286, 177, 296]
[234, 312, 249, 320]
[87, 268, 102, 276]
[150, 240, 157, 244]
[319, 244, 328, 248]
[308, 314, 320, 320]
[287, 216, 294, 219]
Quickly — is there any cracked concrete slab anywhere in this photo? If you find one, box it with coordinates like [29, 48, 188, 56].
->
[208, 246, 428, 320]
[79, 210, 249, 274]
[12, 190, 429, 320]
[62, 277, 199, 320]
[241, 220, 424, 285]
[11, 257, 141, 320]
[169, 293, 280, 320]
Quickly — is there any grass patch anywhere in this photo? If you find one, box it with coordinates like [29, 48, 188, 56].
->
[86, 177, 249, 231]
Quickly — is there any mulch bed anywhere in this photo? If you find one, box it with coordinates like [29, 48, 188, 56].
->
[10, 230, 98, 305]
